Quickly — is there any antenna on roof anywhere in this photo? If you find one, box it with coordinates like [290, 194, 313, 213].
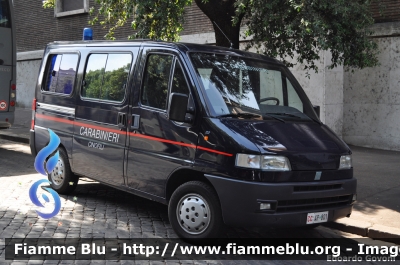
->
[213, 21, 233, 49]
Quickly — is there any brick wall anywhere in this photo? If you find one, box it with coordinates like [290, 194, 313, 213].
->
[14, 0, 135, 52]
[371, 0, 400, 23]
[180, 3, 213, 36]
[14, 1, 213, 52]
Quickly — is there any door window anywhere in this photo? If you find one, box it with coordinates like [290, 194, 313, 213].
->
[82, 53, 132, 102]
[141, 54, 173, 110]
[141, 54, 190, 110]
[43, 54, 79, 95]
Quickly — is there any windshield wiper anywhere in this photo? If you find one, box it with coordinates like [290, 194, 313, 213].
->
[267, 112, 302, 118]
[217, 112, 261, 119]
[263, 113, 285, 123]
[217, 112, 286, 123]
[266, 112, 322, 124]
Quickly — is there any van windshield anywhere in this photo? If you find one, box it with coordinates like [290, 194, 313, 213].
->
[190, 52, 316, 122]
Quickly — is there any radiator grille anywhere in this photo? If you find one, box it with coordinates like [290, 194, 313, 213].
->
[293, 184, 342, 192]
[276, 195, 352, 213]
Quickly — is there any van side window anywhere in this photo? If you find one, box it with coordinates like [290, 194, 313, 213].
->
[171, 61, 190, 95]
[43, 54, 79, 95]
[82, 54, 107, 99]
[82, 53, 132, 102]
[0, 0, 11, 28]
[141, 54, 173, 110]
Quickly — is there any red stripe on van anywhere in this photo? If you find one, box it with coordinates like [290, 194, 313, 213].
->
[36, 113, 75, 125]
[35, 113, 233, 157]
[196, 146, 234, 157]
[128, 132, 197, 148]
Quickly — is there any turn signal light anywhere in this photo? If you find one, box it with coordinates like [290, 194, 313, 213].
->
[31, 98, 36, 130]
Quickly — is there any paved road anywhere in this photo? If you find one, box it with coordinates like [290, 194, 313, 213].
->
[0, 139, 393, 264]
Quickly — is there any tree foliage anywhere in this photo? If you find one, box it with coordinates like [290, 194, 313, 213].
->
[43, 0, 379, 72]
[42, 0, 55, 9]
[238, 0, 379, 72]
[83, 63, 130, 101]
[89, 0, 192, 41]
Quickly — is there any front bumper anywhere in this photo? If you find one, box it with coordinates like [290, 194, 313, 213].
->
[205, 174, 357, 227]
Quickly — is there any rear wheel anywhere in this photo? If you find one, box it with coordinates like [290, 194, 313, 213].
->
[168, 181, 223, 239]
[48, 148, 78, 194]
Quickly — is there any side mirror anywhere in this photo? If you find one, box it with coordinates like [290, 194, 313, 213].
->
[168, 93, 188, 122]
[313, 105, 320, 118]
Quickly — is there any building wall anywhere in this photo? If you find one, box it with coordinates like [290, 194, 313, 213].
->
[14, 0, 135, 52]
[370, 0, 400, 23]
[13, 1, 212, 52]
[343, 22, 400, 151]
[15, 51, 43, 108]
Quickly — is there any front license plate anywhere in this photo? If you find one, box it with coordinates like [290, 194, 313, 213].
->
[306, 211, 328, 224]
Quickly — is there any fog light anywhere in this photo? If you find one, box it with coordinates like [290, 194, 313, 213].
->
[260, 203, 271, 210]
[352, 194, 357, 201]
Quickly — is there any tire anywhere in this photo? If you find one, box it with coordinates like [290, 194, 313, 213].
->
[168, 181, 223, 239]
[47, 148, 78, 194]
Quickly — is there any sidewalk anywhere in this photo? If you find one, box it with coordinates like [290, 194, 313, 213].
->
[326, 145, 400, 242]
[1, 107, 400, 241]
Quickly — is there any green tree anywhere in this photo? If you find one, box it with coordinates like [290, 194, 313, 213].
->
[43, 0, 379, 72]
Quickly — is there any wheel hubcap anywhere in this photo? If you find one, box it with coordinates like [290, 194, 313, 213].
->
[176, 193, 210, 235]
[49, 157, 65, 186]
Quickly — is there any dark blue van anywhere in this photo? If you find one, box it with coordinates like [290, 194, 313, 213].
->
[30, 40, 357, 239]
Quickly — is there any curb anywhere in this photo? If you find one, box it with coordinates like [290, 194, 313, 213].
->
[325, 219, 400, 243]
[0, 134, 29, 144]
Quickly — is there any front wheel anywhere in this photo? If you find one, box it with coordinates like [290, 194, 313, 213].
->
[168, 181, 223, 239]
[48, 148, 78, 194]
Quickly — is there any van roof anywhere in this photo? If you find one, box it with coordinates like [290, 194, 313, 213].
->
[46, 40, 284, 65]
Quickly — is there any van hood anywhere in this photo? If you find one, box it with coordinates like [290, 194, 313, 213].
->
[220, 119, 350, 170]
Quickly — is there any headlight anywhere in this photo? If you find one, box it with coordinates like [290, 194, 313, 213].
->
[236, 154, 291, 171]
[236, 154, 260, 169]
[261, 155, 291, 171]
[339, 155, 352, 169]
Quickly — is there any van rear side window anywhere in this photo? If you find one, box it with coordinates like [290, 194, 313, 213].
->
[0, 0, 11, 28]
[43, 54, 79, 95]
[82, 53, 132, 102]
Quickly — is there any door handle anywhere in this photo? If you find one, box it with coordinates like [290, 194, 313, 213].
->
[117, 112, 126, 128]
[131, 114, 140, 130]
